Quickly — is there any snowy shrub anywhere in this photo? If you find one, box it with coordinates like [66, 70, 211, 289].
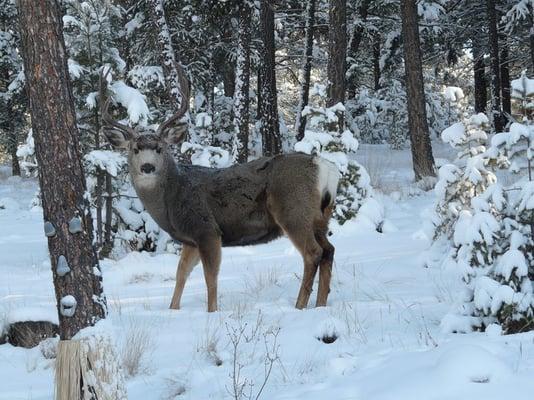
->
[295, 102, 377, 226]
[347, 76, 459, 149]
[348, 80, 407, 148]
[181, 111, 231, 168]
[430, 113, 493, 242]
[440, 75, 534, 334]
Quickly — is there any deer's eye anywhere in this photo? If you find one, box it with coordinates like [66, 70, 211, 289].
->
[134, 149, 139, 154]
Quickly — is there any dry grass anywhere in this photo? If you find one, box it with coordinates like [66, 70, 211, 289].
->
[196, 317, 223, 367]
[162, 374, 187, 399]
[120, 318, 154, 377]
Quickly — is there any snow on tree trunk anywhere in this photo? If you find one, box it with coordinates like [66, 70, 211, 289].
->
[295, 0, 316, 141]
[499, 35, 511, 119]
[146, 0, 184, 110]
[259, 0, 282, 156]
[346, 0, 370, 99]
[327, 0, 347, 132]
[232, 1, 252, 164]
[400, 0, 435, 180]
[472, 34, 488, 114]
[486, 0, 504, 132]
[17, 1, 125, 397]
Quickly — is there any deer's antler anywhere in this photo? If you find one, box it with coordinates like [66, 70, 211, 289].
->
[156, 63, 190, 139]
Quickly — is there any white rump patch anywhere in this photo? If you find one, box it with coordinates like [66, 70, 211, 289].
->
[314, 157, 340, 202]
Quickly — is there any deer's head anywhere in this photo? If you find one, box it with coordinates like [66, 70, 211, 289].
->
[100, 67, 189, 180]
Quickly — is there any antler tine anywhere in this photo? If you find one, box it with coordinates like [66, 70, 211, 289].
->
[99, 68, 136, 139]
[156, 63, 190, 137]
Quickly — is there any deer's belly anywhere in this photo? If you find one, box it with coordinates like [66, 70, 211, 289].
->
[218, 212, 282, 247]
[221, 226, 283, 247]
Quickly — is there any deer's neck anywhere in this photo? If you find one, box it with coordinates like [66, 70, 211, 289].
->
[131, 155, 178, 233]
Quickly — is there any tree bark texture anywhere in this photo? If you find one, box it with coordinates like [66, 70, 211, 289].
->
[373, 34, 381, 91]
[259, 0, 281, 156]
[146, 0, 185, 109]
[500, 37, 511, 119]
[346, 0, 370, 98]
[17, 0, 106, 340]
[486, 0, 504, 132]
[295, 0, 316, 141]
[327, 0, 347, 132]
[233, 1, 252, 163]
[400, 0, 435, 180]
[472, 35, 487, 114]
[10, 131, 21, 176]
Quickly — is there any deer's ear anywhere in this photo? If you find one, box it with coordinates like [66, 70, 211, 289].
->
[160, 121, 188, 145]
[102, 127, 131, 149]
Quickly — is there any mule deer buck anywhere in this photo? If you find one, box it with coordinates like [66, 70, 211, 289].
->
[101, 69, 339, 312]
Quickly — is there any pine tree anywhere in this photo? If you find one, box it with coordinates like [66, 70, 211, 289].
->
[232, 1, 253, 163]
[327, 0, 347, 132]
[400, 0, 435, 180]
[295, 0, 317, 141]
[17, 0, 125, 397]
[259, 0, 282, 156]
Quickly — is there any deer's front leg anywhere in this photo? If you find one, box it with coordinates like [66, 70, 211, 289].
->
[198, 235, 222, 312]
[170, 244, 200, 310]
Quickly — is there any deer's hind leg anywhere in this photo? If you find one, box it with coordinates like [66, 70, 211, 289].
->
[314, 221, 335, 307]
[271, 214, 323, 309]
[170, 244, 200, 310]
[198, 235, 222, 312]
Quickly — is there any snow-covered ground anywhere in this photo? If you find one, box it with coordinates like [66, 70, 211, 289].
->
[2, 145, 534, 400]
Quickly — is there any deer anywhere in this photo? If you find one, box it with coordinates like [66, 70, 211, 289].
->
[100, 68, 339, 312]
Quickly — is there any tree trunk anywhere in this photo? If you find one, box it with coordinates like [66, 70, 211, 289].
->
[256, 68, 262, 121]
[18, 0, 105, 342]
[259, 0, 281, 156]
[17, 2, 125, 398]
[346, 0, 370, 99]
[233, 1, 252, 163]
[373, 34, 381, 91]
[295, 0, 316, 141]
[10, 133, 21, 176]
[486, 0, 504, 132]
[472, 36, 487, 114]
[400, 0, 435, 180]
[223, 61, 236, 98]
[5, 117, 21, 176]
[146, 0, 185, 109]
[500, 36, 511, 120]
[101, 172, 113, 258]
[327, 0, 347, 132]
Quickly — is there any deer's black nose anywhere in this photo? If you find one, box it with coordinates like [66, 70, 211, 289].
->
[140, 163, 155, 174]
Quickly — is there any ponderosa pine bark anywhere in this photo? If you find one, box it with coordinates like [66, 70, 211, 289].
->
[233, 1, 252, 163]
[17, 0, 106, 341]
[327, 0, 347, 132]
[400, 0, 435, 180]
[295, 0, 316, 141]
[259, 0, 281, 156]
